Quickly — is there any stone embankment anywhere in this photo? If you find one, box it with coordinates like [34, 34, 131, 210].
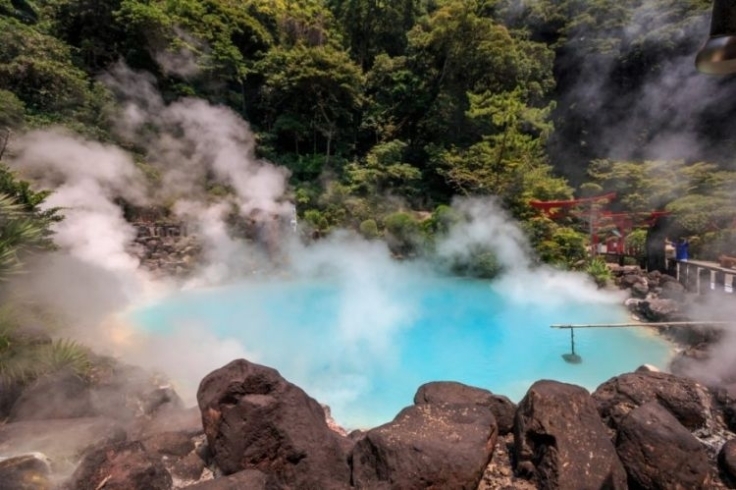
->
[608, 264, 726, 376]
[129, 222, 201, 278]
[3, 356, 736, 489]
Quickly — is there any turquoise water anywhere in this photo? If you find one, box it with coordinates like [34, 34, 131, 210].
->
[130, 275, 671, 428]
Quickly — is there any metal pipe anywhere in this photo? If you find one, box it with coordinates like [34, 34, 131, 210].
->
[551, 321, 733, 329]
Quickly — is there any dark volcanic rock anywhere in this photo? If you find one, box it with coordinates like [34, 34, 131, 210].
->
[719, 439, 736, 483]
[91, 363, 183, 422]
[616, 402, 710, 489]
[197, 359, 350, 489]
[169, 451, 206, 482]
[631, 281, 649, 299]
[142, 431, 195, 457]
[351, 402, 497, 490]
[592, 371, 709, 430]
[487, 395, 516, 436]
[183, 469, 271, 489]
[65, 440, 172, 490]
[142, 430, 206, 483]
[0, 453, 52, 490]
[133, 406, 202, 439]
[724, 404, 736, 432]
[514, 380, 627, 490]
[9, 370, 93, 421]
[620, 273, 644, 289]
[413, 381, 516, 435]
[658, 279, 687, 301]
[637, 298, 681, 321]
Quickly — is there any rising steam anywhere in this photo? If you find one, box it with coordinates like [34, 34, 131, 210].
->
[5, 56, 643, 424]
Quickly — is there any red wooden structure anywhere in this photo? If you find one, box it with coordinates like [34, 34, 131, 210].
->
[530, 193, 669, 256]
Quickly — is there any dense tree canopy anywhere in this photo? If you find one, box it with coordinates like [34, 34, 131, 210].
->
[2, 0, 736, 267]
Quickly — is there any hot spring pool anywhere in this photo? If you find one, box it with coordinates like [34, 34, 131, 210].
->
[130, 274, 671, 428]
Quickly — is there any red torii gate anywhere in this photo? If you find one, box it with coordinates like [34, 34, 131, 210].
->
[530, 193, 669, 256]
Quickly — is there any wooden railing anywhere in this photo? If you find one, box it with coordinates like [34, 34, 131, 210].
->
[676, 259, 736, 296]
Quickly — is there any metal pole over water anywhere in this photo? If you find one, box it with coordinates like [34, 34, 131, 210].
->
[552, 321, 733, 329]
[552, 321, 734, 364]
[562, 327, 582, 364]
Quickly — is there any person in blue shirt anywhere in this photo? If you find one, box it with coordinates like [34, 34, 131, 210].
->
[675, 237, 689, 261]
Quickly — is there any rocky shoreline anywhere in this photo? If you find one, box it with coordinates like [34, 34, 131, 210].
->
[2, 357, 735, 489]
[609, 264, 727, 377]
[2, 263, 734, 489]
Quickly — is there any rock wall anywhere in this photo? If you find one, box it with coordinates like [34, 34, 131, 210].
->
[130, 223, 201, 278]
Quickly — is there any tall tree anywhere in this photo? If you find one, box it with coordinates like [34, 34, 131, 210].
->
[256, 43, 364, 170]
[329, 0, 423, 70]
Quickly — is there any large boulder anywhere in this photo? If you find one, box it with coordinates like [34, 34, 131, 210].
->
[351, 402, 497, 489]
[0, 453, 52, 490]
[636, 298, 682, 322]
[64, 440, 172, 490]
[197, 359, 350, 489]
[414, 381, 494, 406]
[616, 402, 710, 489]
[514, 380, 627, 490]
[413, 381, 516, 435]
[719, 439, 736, 483]
[658, 279, 687, 301]
[9, 370, 94, 422]
[65, 441, 172, 490]
[592, 371, 709, 430]
[141, 431, 207, 483]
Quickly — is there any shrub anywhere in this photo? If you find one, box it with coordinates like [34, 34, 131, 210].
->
[585, 257, 612, 288]
[445, 245, 502, 279]
[383, 212, 422, 256]
[359, 219, 379, 239]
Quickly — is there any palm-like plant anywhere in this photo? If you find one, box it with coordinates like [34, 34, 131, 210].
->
[0, 170, 71, 386]
[0, 193, 49, 280]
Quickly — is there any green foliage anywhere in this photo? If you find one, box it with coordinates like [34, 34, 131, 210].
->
[625, 228, 647, 255]
[524, 216, 587, 267]
[0, 0, 38, 23]
[0, 18, 88, 114]
[585, 256, 612, 288]
[0, 89, 25, 130]
[0, 303, 91, 384]
[358, 218, 379, 239]
[364, 0, 556, 153]
[256, 43, 364, 163]
[0, 0, 730, 280]
[443, 244, 502, 279]
[693, 230, 736, 262]
[586, 159, 736, 235]
[587, 159, 681, 212]
[427, 204, 462, 234]
[383, 211, 423, 256]
[35, 338, 92, 376]
[329, 0, 422, 69]
[0, 193, 54, 279]
[345, 140, 421, 197]
[0, 164, 61, 243]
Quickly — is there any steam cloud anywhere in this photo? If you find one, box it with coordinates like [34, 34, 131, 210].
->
[8, 63, 293, 365]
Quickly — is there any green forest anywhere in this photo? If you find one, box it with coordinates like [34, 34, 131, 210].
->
[2, 0, 736, 275]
